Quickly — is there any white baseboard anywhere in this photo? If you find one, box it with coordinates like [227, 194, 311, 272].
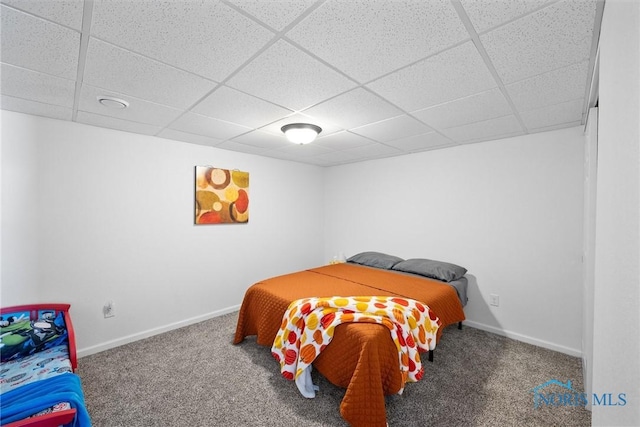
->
[462, 320, 582, 358]
[76, 309, 581, 359]
[77, 305, 240, 358]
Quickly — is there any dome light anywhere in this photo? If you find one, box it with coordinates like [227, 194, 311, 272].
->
[281, 123, 322, 145]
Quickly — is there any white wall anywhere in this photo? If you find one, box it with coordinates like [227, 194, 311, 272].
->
[324, 127, 585, 355]
[1, 117, 40, 303]
[1, 113, 589, 359]
[582, 107, 598, 409]
[1, 111, 326, 356]
[591, 0, 640, 425]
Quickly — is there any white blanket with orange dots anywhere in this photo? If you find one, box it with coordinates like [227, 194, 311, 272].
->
[271, 295, 440, 398]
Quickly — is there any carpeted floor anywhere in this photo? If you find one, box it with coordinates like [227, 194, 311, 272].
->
[78, 312, 590, 426]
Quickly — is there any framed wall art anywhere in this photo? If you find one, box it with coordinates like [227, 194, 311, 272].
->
[194, 166, 249, 224]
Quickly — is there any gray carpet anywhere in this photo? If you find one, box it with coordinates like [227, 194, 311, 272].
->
[78, 312, 590, 426]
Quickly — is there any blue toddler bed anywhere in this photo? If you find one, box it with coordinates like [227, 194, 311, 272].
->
[1, 304, 91, 427]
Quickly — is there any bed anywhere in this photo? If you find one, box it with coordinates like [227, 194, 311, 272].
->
[0, 303, 91, 427]
[233, 253, 467, 427]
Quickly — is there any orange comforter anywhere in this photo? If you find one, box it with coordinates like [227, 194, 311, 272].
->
[233, 263, 465, 427]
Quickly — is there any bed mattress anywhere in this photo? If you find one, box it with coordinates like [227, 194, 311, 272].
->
[0, 345, 73, 394]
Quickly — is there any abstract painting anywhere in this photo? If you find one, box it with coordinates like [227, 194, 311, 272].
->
[195, 166, 249, 224]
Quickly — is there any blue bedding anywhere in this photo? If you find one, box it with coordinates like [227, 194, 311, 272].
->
[0, 373, 91, 426]
[0, 345, 73, 394]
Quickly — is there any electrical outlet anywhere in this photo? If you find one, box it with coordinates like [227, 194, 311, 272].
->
[103, 301, 115, 318]
[490, 294, 500, 307]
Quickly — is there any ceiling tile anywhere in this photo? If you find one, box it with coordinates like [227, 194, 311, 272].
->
[227, 0, 316, 31]
[367, 41, 497, 112]
[259, 113, 343, 138]
[521, 99, 584, 130]
[192, 86, 292, 129]
[441, 114, 523, 143]
[169, 112, 252, 141]
[315, 131, 376, 151]
[83, 38, 217, 110]
[351, 115, 434, 143]
[462, 130, 526, 145]
[480, 0, 597, 84]
[276, 143, 334, 158]
[259, 149, 304, 163]
[0, 0, 84, 30]
[231, 130, 292, 150]
[302, 88, 403, 130]
[1, 63, 75, 107]
[226, 40, 357, 111]
[506, 61, 589, 112]
[286, 0, 468, 83]
[157, 128, 223, 147]
[412, 88, 513, 130]
[298, 157, 335, 167]
[307, 149, 362, 166]
[528, 120, 582, 134]
[1, 95, 72, 120]
[342, 142, 403, 160]
[0, 5, 79, 79]
[460, 0, 554, 33]
[216, 140, 271, 156]
[384, 132, 456, 152]
[76, 111, 162, 136]
[79, 85, 183, 127]
[90, 0, 273, 81]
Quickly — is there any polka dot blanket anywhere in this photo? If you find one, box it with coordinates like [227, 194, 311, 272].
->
[271, 296, 441, 397]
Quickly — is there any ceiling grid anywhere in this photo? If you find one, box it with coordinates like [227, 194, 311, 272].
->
[0, 0, 603, 166]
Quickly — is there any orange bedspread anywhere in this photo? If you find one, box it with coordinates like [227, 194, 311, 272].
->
[233, 263, 465, 427]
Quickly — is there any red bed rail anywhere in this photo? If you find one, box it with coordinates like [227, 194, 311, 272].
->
[2, 409, 77, 427]
[1, 303, 80, 427]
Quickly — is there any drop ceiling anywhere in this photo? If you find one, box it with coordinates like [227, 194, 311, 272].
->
[0, 0, 602, 166]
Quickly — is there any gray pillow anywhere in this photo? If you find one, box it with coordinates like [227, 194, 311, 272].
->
[346, 251, 404, 269]
[391, 258, 467, 282]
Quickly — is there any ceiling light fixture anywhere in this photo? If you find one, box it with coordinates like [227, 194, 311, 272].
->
[281, 123, 322, 145]
[97, 96, 129, 109]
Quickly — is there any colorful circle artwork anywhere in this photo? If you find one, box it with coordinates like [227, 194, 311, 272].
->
[195, 166, 249, 224]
